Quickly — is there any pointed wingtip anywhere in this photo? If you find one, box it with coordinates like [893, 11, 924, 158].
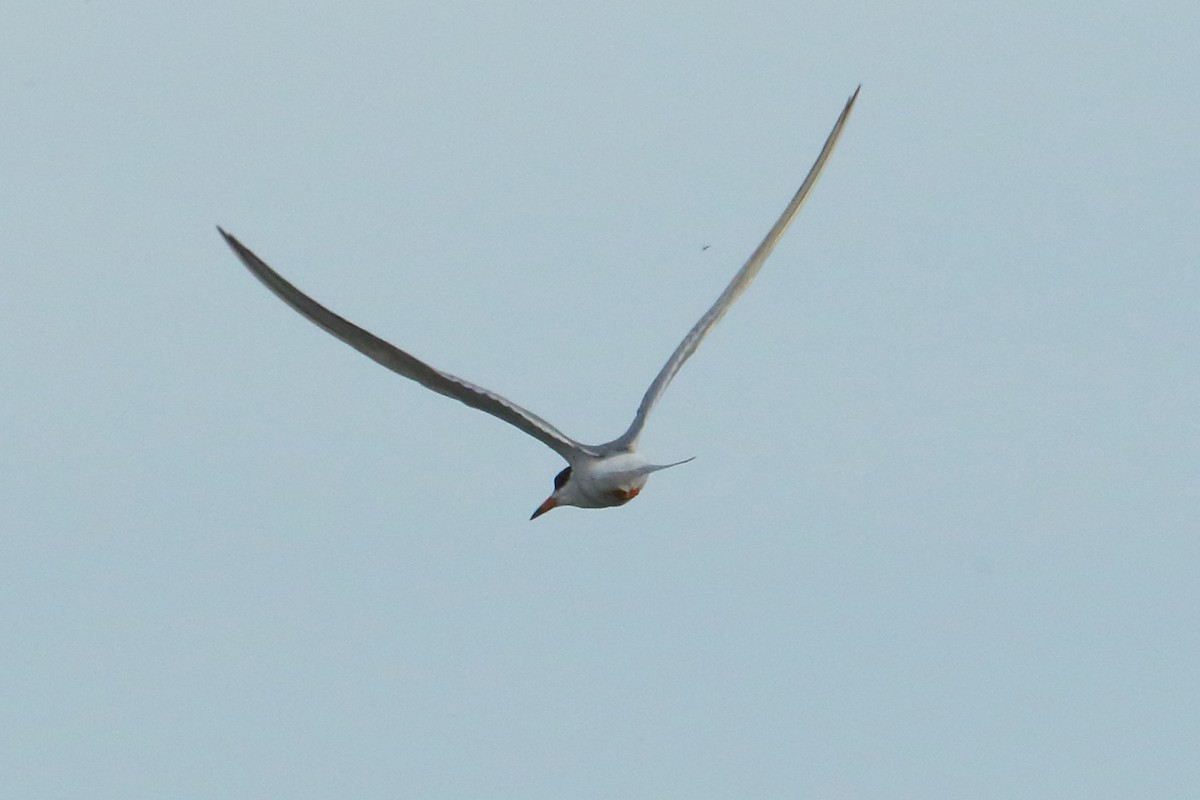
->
[845, 85, 862, 113]
[216, 226, 240, 251]
[217, 227, 253, 261]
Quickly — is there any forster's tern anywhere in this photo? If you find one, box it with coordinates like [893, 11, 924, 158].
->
[219, 87, 858, 519]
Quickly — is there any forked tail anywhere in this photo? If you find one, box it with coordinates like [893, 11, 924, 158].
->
[635, 457, 696, 477]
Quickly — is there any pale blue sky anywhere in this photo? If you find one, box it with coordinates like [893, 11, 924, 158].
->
[2, 2, 1197, 798]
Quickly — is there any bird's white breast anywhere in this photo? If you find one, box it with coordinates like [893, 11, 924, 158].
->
[571, 452, 652, 508]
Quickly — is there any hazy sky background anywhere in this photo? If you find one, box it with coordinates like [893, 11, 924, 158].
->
[3, 2, 1197, 798]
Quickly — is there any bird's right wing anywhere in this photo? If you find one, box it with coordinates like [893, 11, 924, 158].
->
[218, 229, 596, 462]
[604, 86, 859, 451]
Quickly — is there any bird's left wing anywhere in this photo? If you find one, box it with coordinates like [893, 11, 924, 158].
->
[218, 229, 596, 461]
[603, 86, 859, 452]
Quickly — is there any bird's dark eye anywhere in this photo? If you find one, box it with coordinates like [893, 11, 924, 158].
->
[553, 466, 572, 491]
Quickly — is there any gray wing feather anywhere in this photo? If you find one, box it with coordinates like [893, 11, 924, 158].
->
[218, 229, 593, 461]
[603, 86, 860, 451]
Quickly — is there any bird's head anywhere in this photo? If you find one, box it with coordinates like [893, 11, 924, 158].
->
[530, 465, 579, 520]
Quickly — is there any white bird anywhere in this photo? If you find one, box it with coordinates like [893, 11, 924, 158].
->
[218, 87, 858, 519]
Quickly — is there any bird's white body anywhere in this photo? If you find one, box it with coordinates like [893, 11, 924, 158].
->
[558, 451, 687, 507]
[564, 452, 652, 509]
[217, 88, 858, 518]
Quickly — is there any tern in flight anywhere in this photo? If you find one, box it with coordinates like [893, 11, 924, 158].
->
[219, 87, 858, 519]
